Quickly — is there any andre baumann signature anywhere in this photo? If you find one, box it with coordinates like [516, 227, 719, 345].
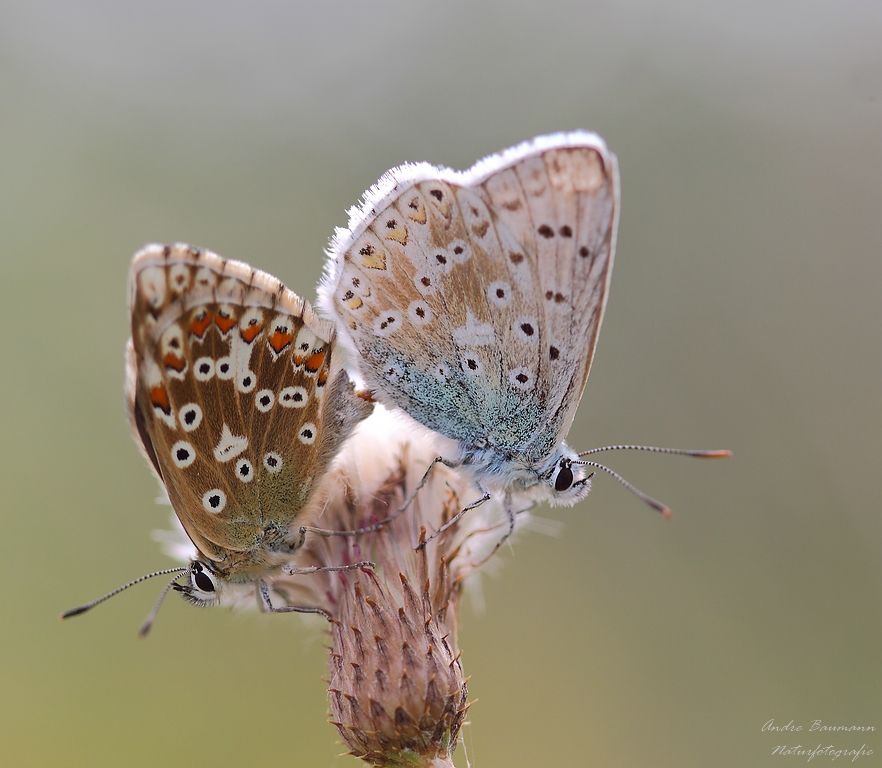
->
[763, 720, 875, 762]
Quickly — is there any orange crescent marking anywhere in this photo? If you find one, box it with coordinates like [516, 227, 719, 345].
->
[163, 352, 186, 372]
[150, 385, 171, 414]
[317, 368, 328, 386]
[241, 323, 263, 343]
[189, 311, 213, 338]
[269, 330, 293, 353]
[305, 349, 326, 373]
[215, 313, 236, 333]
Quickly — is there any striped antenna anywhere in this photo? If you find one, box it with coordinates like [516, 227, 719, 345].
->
[573, 443, 731, 518]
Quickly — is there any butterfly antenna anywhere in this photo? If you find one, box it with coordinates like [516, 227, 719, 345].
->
[578, 444, 732, 459]
[139, 570, 189, 637]
[60, 567, 189, 621]
[574, 460, 673, 518]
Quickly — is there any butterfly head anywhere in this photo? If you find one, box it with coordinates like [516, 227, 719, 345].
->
[172, 559, 226, 607]
[538, 448, 593, 507]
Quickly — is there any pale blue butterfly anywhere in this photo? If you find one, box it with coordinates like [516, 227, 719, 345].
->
[319, 132, 729, 551]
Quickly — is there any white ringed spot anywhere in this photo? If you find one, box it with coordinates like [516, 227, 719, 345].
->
[512, 316, 539, 343]
[508, 367, 535, 391]
[171, 441, 196, 469]
[373, 310, 402, 337]
[407, 300, 433, 325]
[448, 239, 470, 264]
[263, 452, 283, 474]
[255, 389, 275, 412]
[237, 370, 256, 393]
[298, 423, 317, 444]
[179, 404, 203, 432]
[279, 386, 308, 408]
[414, 271, 437, 295]
[433, 363, 451, 382]
[430, 249, 454, 274]
[202, 489, 226, 513]
[193, 357, 215, 381]
[235, 458, 254, 483]
[487, 281, 512, 307]
[216, 357, 234, 380]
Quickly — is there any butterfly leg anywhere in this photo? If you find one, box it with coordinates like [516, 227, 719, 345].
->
[283, 561, 375, 576]
[417, 484, 492, 550]
[258, 580, 332, 621]
[467, 495, 535, 567]
[296, 455, 461, 542]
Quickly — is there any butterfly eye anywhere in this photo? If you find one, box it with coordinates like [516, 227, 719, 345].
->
[191, 562, 217, 594]
[554, 461, 574, 492]
[194, 571, 215, 593]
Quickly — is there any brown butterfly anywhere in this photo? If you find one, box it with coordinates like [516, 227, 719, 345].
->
[64, 244, 373, 631]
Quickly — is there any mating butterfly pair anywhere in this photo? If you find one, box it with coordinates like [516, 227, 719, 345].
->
[64, 131, 728, 631]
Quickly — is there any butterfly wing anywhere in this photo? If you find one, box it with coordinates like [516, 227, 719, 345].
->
[320, 132, 618, 466]
[128, 244, 372, 567]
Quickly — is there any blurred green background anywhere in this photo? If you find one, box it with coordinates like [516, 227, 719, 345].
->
[2, 2, 880, 766]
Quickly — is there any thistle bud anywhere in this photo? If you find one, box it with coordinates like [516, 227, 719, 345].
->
[271, 408, 508, 766]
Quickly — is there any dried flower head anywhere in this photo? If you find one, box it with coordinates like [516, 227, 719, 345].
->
[268, 407, 510, 766]
[150, 406, 515, 765]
